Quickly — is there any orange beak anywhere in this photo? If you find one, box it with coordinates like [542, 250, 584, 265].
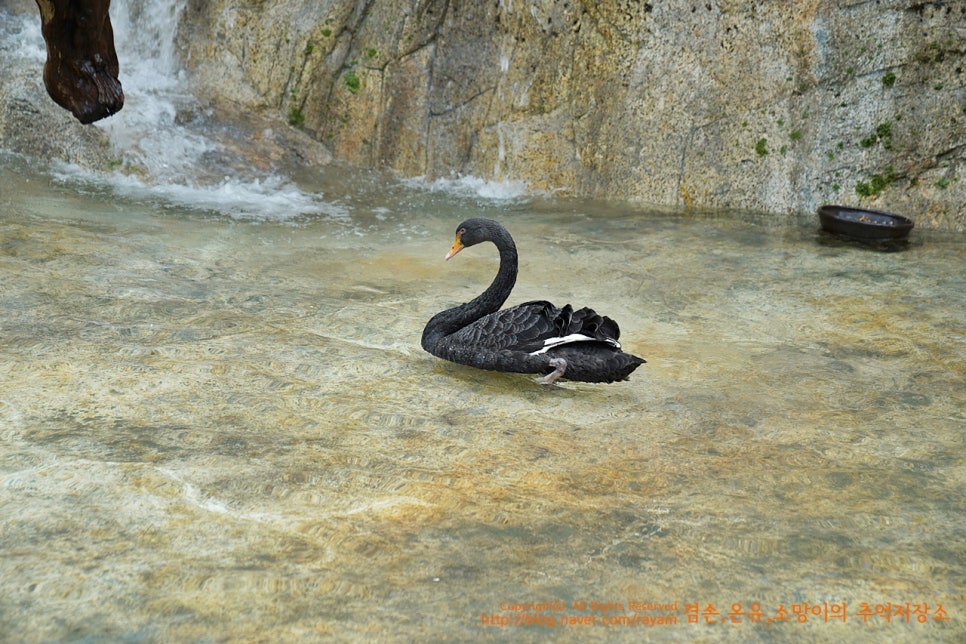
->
[445, 233, 464, 261]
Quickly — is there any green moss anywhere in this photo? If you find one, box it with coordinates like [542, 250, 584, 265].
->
[881, 71, 896, 87]
[304, 43, 315, 56]
[344, 71, 361, 94]
[321, 28, 332, 37]
[878, 123, 894, 149]
[366, 48, 378, 59]
[288, 106, 305, 128]
[755, 138, 768, 157]
[916, 42, 945, 64]
[855, 166, 896, 197]
[935, 177, 950, 190]
[859, 122, 894, 150]
[790, 130, 803, 141]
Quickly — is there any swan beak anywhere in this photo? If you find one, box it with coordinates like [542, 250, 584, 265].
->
[445, 235, 464, 261]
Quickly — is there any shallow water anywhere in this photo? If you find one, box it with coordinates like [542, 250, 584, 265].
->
[1, 151, 963, 641]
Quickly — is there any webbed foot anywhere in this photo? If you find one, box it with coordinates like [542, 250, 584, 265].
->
[534, 357, 567, 386]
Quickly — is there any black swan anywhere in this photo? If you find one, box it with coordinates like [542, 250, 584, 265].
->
[421, 218, 645, 384]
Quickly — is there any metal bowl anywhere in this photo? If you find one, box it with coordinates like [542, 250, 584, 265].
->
[818, 205, 914, 241]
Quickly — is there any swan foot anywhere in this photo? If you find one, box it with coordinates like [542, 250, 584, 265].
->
[534, 357, 567, 386]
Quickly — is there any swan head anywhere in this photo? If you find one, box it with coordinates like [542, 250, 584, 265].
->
[444, 218, 504, 260]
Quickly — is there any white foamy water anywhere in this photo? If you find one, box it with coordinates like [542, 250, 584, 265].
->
[0, 9, 46, 63]
[406, 173, 533, 202]
[49, 165, 349, 221]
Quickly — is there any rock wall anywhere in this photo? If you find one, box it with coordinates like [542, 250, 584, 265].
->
[179, 0, 965, 229]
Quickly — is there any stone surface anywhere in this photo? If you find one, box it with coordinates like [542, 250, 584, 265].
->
[178, 0, 965, 229]
[0, 61, 117, 167]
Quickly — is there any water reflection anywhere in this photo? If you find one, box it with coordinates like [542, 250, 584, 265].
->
[0, 159, 963, 641]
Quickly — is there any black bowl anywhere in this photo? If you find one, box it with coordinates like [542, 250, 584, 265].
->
[818, 205, 914, 241]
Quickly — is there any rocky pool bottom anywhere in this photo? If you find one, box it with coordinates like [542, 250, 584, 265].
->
[0, 160, 963, 641]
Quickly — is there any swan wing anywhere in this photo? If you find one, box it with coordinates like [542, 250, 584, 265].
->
[437, 300, 554, 352]
[441, 300, 623, 354]
[523, 303, 623, 355]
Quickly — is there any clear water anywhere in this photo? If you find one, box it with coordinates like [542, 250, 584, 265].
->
[2, 154, 964, 641]
[1, 1, 964, 641]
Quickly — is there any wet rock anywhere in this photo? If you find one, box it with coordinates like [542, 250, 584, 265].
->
[34, 0, 124, 123]
[0, 59, 116, 168]
[180, 0, 964, 229]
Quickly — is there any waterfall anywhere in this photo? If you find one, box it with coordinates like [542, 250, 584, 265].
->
[97, 0, 209, 184]
[95, 0, 339, 219]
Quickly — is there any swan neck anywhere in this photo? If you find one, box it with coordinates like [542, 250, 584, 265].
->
[421, 227, 517, 352]
[481, 233, 517, 311]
